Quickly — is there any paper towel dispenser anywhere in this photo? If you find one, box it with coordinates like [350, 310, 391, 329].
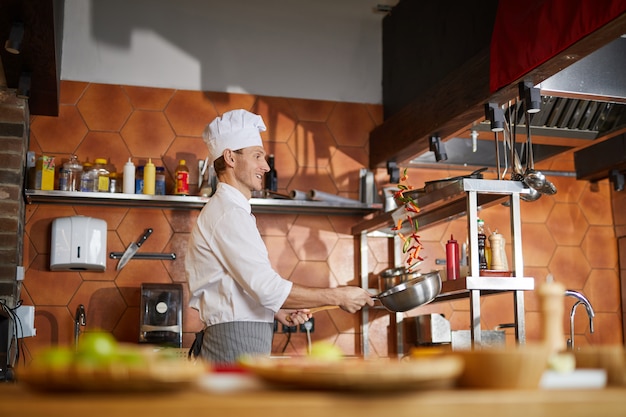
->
[50, 216, 107, 271]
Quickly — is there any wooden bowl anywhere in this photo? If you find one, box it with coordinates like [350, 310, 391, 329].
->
[456, 345, 550, 389]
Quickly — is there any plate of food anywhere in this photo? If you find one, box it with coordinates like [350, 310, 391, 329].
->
[18, 332, 206, 392]
[238, 347, 463, 392]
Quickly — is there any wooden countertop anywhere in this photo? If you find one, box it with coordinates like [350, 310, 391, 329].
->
[2, 383, 626, 417]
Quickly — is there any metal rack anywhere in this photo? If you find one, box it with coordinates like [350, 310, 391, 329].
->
[24, 189, 382, 215]
[352, 179, 535, 356]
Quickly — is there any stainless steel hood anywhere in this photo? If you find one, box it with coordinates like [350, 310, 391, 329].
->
[410, 36, 626, 169]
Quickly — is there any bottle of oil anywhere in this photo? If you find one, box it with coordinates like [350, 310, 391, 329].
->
[175, 159, 190, 195]
[477, 219, 488, 270]
[264, 154, 278, 192]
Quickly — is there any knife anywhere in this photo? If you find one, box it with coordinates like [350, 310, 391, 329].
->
[116, 228, 153, 270]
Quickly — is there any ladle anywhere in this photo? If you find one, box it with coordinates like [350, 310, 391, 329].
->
[504, 102, 541, 202]
[522, 109, 546, 190]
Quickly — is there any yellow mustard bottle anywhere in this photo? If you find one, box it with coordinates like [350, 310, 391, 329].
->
[143, 158, 156, 195]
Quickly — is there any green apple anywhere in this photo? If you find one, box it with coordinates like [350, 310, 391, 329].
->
[308, 341, 344, 361]
[75, 331, 119, 366]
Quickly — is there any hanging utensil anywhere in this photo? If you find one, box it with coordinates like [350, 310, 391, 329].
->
[523, 110, 546, 190]
[504, 100, 540, 202]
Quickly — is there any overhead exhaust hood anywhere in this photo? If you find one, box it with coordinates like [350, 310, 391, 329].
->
[410, 36, 626, 169]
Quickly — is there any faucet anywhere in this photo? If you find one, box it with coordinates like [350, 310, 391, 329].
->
[564, 290, 594, 350]
[74, 304, 86, 350]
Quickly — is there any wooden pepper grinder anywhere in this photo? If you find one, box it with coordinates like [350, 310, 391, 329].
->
[538, 273, 566, 354]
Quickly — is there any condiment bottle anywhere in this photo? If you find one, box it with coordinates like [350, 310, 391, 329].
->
[123, 158, 135, 194]
[445, 234, 460, 280]
[135, 165, 144, 194]
[477, 219, 488, 270]
[264, 154, 278, 192]
[93, 158, 110, 192]
[143, 158, 156, 195]
[63, 154, 83, 192]
[174, 159, 189, 195]
[155, 166, 166, 195]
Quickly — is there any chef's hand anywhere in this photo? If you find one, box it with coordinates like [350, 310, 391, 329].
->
[275, 309, 312, 326]
[337, 286, 375, 313]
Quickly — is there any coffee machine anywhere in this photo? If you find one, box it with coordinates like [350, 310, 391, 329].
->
[139, 283, 183, 348]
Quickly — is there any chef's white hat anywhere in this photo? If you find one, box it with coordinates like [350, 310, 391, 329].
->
[203, 109, 266, 163]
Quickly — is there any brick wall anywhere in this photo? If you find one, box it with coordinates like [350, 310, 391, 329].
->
[0, 90, 28, 308]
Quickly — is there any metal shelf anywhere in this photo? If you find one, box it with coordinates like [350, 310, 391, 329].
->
[354, 179, 535, 357]
[24, 189, 382, 215]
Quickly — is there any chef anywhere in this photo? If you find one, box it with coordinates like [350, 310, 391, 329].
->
[186, 109, 374, 364]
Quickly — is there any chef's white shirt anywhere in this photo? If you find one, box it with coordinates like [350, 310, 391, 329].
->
[186, 182, 293, 326]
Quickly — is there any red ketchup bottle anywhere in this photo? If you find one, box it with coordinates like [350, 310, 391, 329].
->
[446, 234, 460, 280]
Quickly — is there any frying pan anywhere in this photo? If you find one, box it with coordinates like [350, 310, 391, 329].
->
[302, 271, 442, 315]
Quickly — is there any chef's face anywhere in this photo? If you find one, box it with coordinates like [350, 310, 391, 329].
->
[232, 146, 270, 192]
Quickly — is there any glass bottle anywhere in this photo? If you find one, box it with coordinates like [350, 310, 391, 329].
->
[63, 154, 83, 192]
[477, 219, 488, 270]
[264, 154, 278, 192]
[93, 158, 110, 192]
[80, 162, 93, 192]
[155, 166, 166, 195]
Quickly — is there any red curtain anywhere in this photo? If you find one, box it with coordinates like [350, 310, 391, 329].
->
[490, 0, 626, 93]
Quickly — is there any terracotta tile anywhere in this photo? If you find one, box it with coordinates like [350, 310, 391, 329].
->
[584, 269, 621, 313]
[586, 313, 623, 345]
[265, 235, 299, 279]
[335, 331, 362, 357]
[121, 110, 175, 159]
[287, 215, 338, 261]
[164, 90, 217, 137]
[546, 203, 588, 245]
[286, 166, 337, 195]
[163, 209, 198, 234]
[327, 214, 362, 236]
[582, 226, 618, 269]
[74, 131, 132, 174]
[551, 175, 586, 203]
[24, 255, 83, 305]
[287, 121, 336, 169]
[579, 181, 613, 225]
[253, 96, 298, 143]
[549, 246, 591, 289]
[263, 141, 297, 194]
[29, 306, 75, 350]
[117, 209, 173, 252]
[256, 212, 296, 236]
[206, 91, 257, 116]
[365, 103, 384, 126]
[327, 102, 375, 147]
[77, 84, 133, 131]
[330, 146, 368, 193]
[519, 192, 556, 223]
[123, 85, 175, 111]
[30, 105, 88, 155]
[521, 223, 557, 267]
[481, 293, 516, 330]
[74, 206, 128, 230]
[115, 262, 173, 305]
[289, 261, 333, 288]
[113, 307, 141, 343]
[164, 232, 190, 282]
[60, 80, 88, 105]
[328, 238, 356, 286]
[70, 281, 125, 332]
[288, 98, 335, 122]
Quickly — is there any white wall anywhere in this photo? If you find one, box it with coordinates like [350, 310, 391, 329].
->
[61, 0, 392, 104]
